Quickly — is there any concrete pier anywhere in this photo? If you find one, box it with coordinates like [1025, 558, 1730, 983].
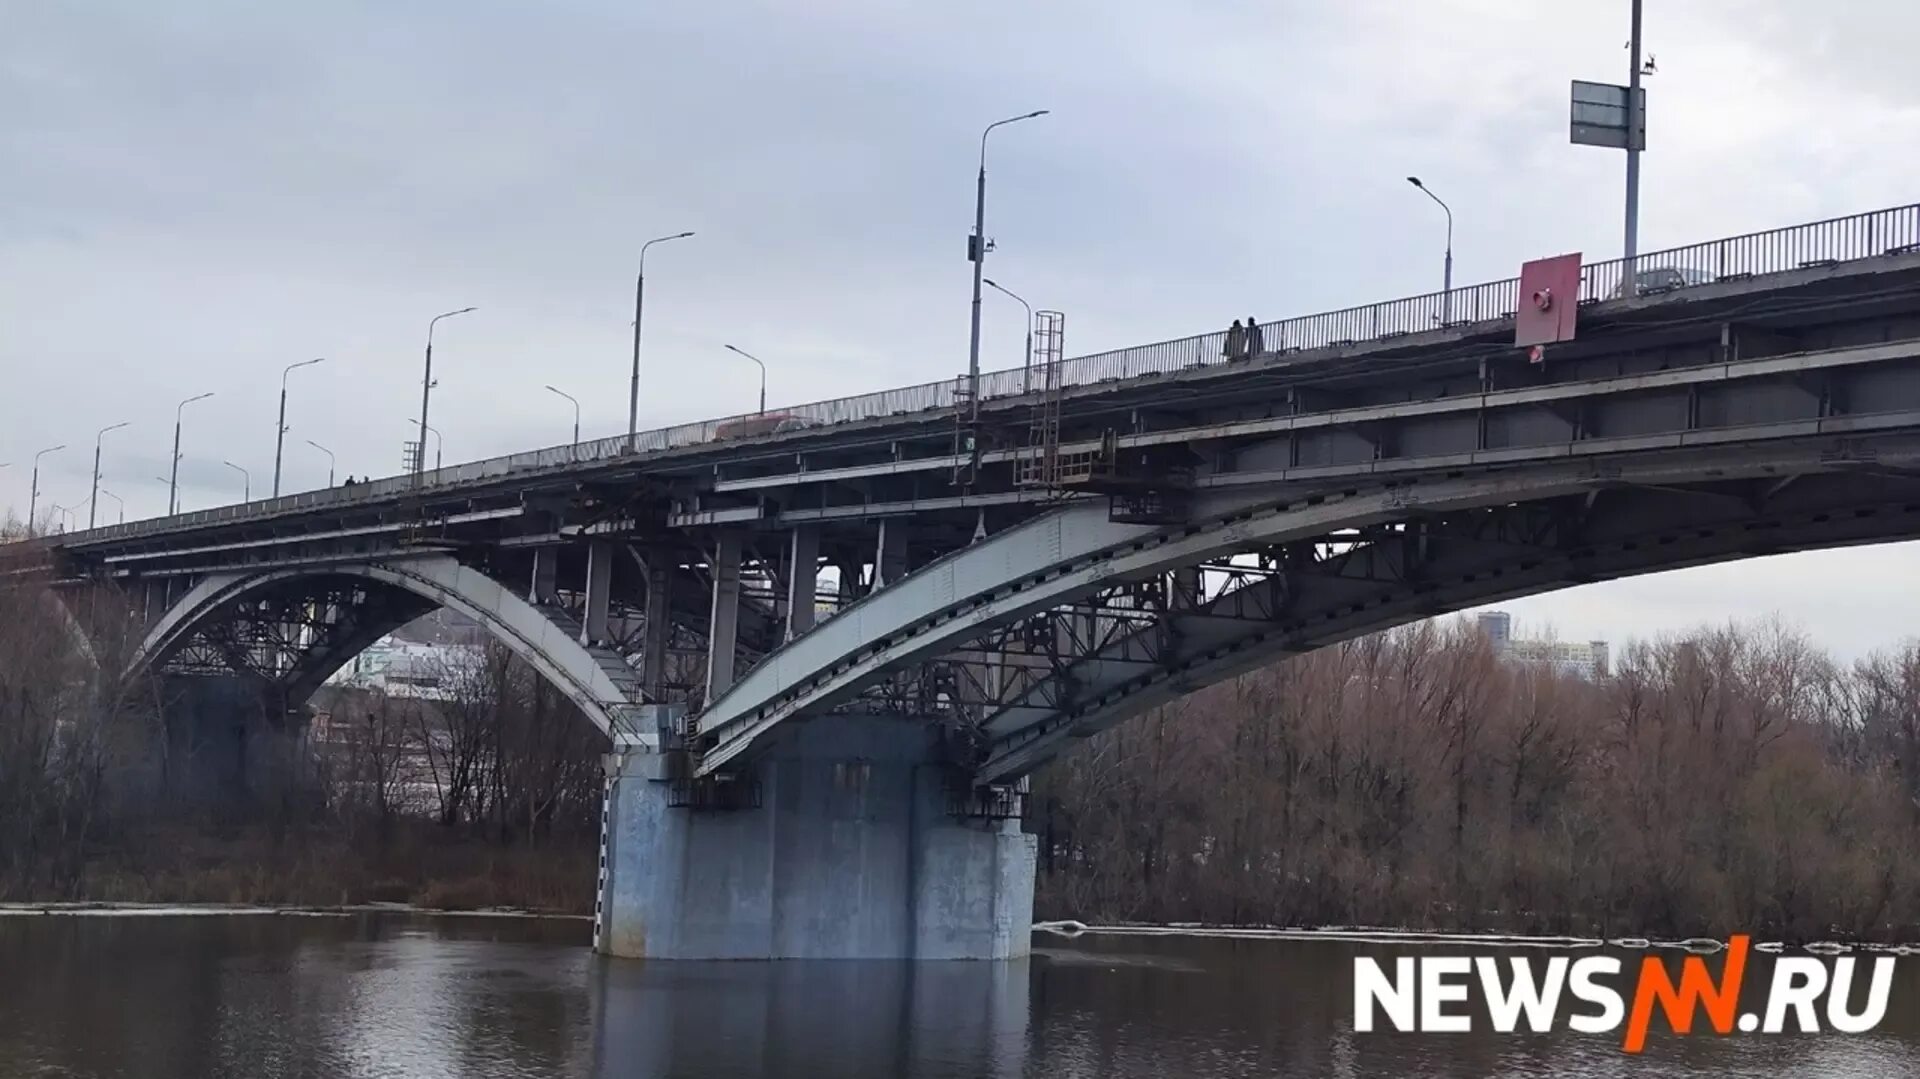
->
[594, 714, 1036, 960]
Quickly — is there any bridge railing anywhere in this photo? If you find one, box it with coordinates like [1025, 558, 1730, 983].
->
[63, 201, 1920, 544]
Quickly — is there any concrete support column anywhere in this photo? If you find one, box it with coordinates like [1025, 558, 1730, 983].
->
[641, 548, 672, 701]
[529, 546, 558, 605]
[707, 533, 743, 700]
[142, 578, 167, 630]
[786, 526, 819, 640]
[581, 540, 614, 646]
[595, 714, 1036, 960]
[874, 518, 909, 590]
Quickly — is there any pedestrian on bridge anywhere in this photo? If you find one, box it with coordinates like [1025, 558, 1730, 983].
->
[1223, 319, 1246, 362]
[1245, 316, 1264, 358]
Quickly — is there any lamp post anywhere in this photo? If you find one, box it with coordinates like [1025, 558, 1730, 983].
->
[28, 444, 63, 535]
[722, 345, 768, 415]
[1406, 177, 1454, 324]
[223, 460, 250, 503]
[305, 439, 335, 487]
[967, 110, 1049, 429]
[98, 488, 123, 525]
[408, 419, 443, 472]
[983, 277, 1035, 394]
[631, 231, 695, 452]
[49, 503, 73, 534]
[88, 421, 129, 529]
[170, 391, 214, 515]
[545, 384, 581, 444]
[274, 358, 324, 497]
[1624, 0, 1645, 297]
[418, 307, 475, 478]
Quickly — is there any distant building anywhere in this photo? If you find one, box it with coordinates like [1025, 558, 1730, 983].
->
[1476, 610, 1609, 680]
[326, 635, 483, 701]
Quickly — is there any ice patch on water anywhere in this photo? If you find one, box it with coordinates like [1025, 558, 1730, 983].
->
[1032, 921, 1605, 950]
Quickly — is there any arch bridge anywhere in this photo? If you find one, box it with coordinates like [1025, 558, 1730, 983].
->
[12, 202, 1920, 958]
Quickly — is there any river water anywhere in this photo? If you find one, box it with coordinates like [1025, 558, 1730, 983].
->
[1, 911, 1918, 1077]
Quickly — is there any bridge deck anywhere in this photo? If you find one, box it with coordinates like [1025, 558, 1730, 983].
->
[27, 201, 1920, 555]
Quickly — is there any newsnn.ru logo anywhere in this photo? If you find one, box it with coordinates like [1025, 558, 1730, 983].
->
[1354, 936, 1897, 1053]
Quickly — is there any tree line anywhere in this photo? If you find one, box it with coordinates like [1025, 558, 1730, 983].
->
[1034, 617, 1920, 942]
[0, 551, 605, 907]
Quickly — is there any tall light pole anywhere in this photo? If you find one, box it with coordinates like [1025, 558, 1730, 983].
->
[98, 488, 123, 525]
[544, 385, 581, 444]
[967, 110, 1049, 430]
[223, 460, 250, 502]
[274, 358, 324, 497]
[631, 231, 695, 453]
[1624, 0, 1645, 296]
[170, 391, 214, 515]
[49, 503, 73, 534]
[722, 345, 768, 415]
[983, 278, 1035, 394]
[408, 418, 443, 471]
[28, 444, 63, 535]
[305, 439, 335, 486]
[418, 307, 475, 478]
[88, 421, 129, 529]
[1406, 177, 1454, 323]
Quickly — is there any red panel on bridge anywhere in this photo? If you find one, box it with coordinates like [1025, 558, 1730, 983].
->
[1515, 252, 1583, 347]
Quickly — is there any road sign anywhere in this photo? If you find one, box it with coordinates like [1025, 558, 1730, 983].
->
[1570, 80, 1646, 151]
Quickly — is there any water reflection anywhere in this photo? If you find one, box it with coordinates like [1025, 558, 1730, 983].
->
[0, 913, 1917, 1077]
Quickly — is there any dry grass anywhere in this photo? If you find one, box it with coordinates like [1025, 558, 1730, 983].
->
[63, 821, 597, 913]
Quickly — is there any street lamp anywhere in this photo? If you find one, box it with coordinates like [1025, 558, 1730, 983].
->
[544, 384, 581, 444]
[967, 109, 1049, 430]
[274, 358, 324, 497]
[28, 444, 63, 535]
[98, 488, 123, 525]
[631, 230, 696, 452]
[223, 460, 250, 503]
[49, 503, 74, 534]
[89, 421, 129, 529]
[1406, 177, 1454, 324]
[170, 391, 214, 515]
[418, 307, 475, 478]
[1625, 0, 1645, 296]
[722, 345, 768, 415]
[983, 277, 1035, 394]
[408, 418, 443, 472]
[305, 439, 336, 487]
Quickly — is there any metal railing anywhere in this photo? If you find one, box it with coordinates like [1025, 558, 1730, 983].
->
[58, 201, 1920, 546]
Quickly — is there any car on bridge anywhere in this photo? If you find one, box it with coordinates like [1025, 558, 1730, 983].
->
[713, 413, 816, 440]
[1615, 265, 1717, 297]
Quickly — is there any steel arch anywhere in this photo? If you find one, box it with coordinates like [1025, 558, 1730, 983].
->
[130, 555, 648, 742]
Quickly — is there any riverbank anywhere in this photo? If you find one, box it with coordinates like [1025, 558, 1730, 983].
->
[15, 821, 598, 915]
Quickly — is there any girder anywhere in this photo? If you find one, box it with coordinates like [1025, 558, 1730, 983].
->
[692, 432, 1920, 778]
[974, 475, 1920, 780]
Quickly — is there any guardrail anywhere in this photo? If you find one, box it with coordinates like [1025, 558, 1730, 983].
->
[58, 200, 1920, 545]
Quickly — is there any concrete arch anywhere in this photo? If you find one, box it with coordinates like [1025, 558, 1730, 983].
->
[131, 555, 647, 743]
[695, 435, 1920, 775]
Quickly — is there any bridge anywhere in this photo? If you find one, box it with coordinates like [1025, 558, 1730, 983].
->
[10, 201, 1920, 959]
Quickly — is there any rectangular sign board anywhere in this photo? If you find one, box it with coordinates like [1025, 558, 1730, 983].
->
[1570, 80, 1646, 150]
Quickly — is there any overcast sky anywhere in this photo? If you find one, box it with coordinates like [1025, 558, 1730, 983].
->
[4, 1, 1918, 657]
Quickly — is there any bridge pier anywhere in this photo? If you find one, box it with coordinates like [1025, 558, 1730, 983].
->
[595, 714, 1035, 961]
